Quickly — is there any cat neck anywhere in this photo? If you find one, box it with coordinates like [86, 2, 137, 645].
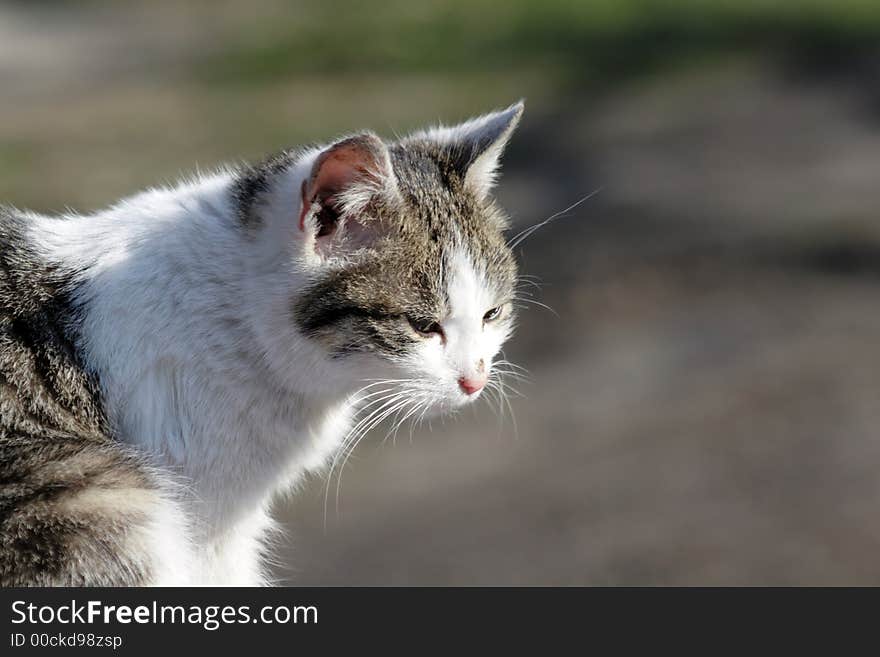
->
[31, 170, 354, 539]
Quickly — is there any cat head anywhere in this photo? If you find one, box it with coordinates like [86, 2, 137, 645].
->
[241, 102, 523, 413]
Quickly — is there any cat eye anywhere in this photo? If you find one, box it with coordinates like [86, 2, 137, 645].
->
[483, 306, 504, 323]
[408, 316, 444, 338]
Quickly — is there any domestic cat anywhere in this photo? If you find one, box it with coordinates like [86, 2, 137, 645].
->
[0, 102, 523, 586]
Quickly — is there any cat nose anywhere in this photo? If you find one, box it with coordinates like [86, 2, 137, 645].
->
[458, 374, 487, 396]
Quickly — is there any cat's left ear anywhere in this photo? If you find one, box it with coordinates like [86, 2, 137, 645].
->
[298, 132, 399, 258]
[425, 100, 524, 198]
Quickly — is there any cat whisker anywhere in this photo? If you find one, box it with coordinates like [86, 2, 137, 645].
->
[343, 388, 424, 467]
[514, 277, 543, 293]
[491, 368, 530, 386]
[324, 386, 407, 524]
[482, 381, 508, 438]
[516, 273, 544, 284]
[507, 188, 602, 250]
[493, 360, 530, 378]
[493, 359, 530, 375]
[512, 296, 559, 317]
[328, 378, 437, 520]
[486, 370, 520, 440]
[350, 378, 415, 397]
[383, 397, 426, 447]
[333, 396, 412, 513]
[351, 386, 411, 405]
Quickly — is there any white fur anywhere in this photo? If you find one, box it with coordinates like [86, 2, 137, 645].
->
[27, 166, 350, 586]
[403, 245, 511, 409]
[26, 123, 515, 585]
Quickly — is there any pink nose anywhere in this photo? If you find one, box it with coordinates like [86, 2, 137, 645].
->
[458, 375, 486, 396]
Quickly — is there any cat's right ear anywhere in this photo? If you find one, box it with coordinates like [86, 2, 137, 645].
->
[298, 133, 398, 257]
[413, 100, 524, 199]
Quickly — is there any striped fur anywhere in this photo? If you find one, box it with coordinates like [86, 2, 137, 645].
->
[0, 211, 189, 585]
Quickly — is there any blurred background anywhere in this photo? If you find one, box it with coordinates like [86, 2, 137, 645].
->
[3, 0, 880, 584]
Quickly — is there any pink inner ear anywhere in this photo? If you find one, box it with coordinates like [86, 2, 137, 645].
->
[298, 180, 310, 231]
[314, 147, 371, 193]
[299, 137, 386, 233]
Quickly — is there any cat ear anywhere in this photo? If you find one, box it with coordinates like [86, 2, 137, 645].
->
[298, 133, 397, 257]
[423, 100, 523, 198]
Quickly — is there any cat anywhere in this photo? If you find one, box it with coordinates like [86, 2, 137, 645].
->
[0, 101, 523, 586]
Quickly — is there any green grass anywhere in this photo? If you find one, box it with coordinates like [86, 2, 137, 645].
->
[196, 0, 880, 86]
